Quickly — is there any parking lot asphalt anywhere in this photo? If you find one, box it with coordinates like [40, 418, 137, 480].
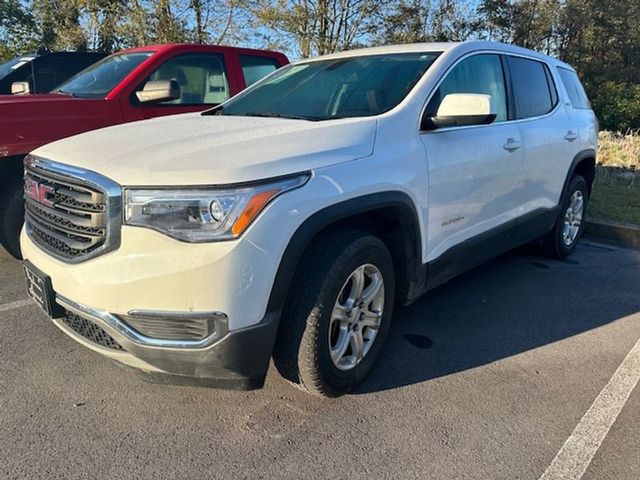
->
[1, 240, 639, 480]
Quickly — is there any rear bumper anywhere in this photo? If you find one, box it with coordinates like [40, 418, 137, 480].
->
[52, 295, 280, 390]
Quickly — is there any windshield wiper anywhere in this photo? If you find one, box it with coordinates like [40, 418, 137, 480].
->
[203, 108, 323, 121]
[202, 104, 224, 116]
[52, 89, 76, 97]
[244, 112, 322, 121]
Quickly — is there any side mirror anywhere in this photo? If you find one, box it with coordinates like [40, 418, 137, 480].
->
[11, 82, 31, 95]
[135, 80, 180, 104]
[423, 93, 497, 130]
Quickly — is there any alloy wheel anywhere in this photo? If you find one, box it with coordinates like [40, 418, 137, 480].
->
[562, 190, 585, 246]
[328, 263, 385, 371]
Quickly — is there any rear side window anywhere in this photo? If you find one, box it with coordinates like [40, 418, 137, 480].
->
[240, 55, 280, 87]
[558, 67, 591, 109]
[426, 54, 508, 123]
[507, 56, 557, 119]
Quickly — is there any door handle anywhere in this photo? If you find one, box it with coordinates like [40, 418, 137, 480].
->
[564, 130, 579, 142]
[503, 138, 522, 152]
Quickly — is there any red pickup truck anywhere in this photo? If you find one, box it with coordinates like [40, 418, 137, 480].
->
[0, 43, 288, 258]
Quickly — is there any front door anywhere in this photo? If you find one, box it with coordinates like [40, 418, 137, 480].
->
[123, 52, 232, 122]
[419, 53, 524, 265]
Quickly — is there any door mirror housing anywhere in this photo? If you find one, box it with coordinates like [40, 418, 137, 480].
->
[135, 80, 181, 104]
[11, 81, 31, 95]
[423, 93, 497, 130]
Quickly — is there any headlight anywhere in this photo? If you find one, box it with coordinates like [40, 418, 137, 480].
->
[124, 174, 309, 242]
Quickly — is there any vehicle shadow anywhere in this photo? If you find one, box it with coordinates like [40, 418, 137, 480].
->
[355, 241, 640, 394]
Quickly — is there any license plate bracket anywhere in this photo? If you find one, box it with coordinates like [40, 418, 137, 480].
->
[23, 260, 64, 318]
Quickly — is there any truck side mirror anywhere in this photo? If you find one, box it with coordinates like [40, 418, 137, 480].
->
[11, 82, 31, 95]
[422, 93, 497, 130]
[135, 80, 181, 104]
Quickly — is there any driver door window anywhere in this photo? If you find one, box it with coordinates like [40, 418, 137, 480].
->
[136, 53, 230, 106]
[426, 54, 508, 122]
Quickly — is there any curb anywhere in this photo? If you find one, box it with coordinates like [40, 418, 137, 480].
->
[585, 218, 640, 249]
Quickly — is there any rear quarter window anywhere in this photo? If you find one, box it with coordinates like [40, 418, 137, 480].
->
[507, 56, 558, 119]
[558, 67, 591, 109]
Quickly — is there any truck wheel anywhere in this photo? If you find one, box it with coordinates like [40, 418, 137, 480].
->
[543, 175, 589, 259]
[274, 230, 395, 397]
[0, 180, 24, 259]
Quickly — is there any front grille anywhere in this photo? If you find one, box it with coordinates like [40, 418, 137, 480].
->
[24, 156, 121, 262]
[62, 311, 125, 351]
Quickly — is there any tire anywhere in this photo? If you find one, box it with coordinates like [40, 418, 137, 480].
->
[274, 229, 395, 397]
[0, 179, 24, 259]
[543, 175, 589, 259]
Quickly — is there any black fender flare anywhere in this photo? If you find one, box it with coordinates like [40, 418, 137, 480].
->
[265, 191, 423, 315]
[562, 148, 596, 195]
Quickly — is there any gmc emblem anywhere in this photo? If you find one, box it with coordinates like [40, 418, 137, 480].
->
[25, 178, 55, 207]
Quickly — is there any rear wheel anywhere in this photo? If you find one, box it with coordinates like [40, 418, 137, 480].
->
[543, 175, 589, 258]
[0, 180, 24, 259]
[274, 230, 395, 397]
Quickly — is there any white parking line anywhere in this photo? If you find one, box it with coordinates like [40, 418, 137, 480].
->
[539, 337, 640, 480]
[0, 299, 32, 312]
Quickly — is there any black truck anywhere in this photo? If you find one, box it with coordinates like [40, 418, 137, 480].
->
[0, 51, 106, 95]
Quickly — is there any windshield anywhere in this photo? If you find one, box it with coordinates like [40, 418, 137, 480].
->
[54, 51, 153, 98]
[216, 52, 440, 121]
[0, 55, 37, 79]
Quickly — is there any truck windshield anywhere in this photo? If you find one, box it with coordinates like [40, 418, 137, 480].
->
[54, 52, 153, 98]
[215, 52, 441, 121]
[0, 55, 37, 79]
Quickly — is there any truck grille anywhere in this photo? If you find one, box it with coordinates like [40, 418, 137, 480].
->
[24, 156, 121, 262]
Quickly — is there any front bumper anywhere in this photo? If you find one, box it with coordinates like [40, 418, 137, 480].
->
[21, 225, 282, 389]
[52, 295, 279, 389]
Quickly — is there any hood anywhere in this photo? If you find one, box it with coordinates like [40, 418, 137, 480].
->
[0, 94, 120, 158]
[0, 93, 73, 105]
[33, 113, 378, 186]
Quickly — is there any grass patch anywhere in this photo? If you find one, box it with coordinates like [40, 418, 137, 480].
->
[588, 131, 640, 226]
[598, 131, 640, 169]
[589, 168, 640, 226]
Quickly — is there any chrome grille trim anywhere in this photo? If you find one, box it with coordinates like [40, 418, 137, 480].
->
[24, 155, 122, 263]
[57, 296, 230, 350]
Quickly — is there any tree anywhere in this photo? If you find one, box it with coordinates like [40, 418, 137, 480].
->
[0, 0, 38, 60]
[477, 0, 513, 42]
[378, 0, 430, 45]
[84, 0, 128, 52]
[32, 0, 88, 51]
[251, 0, 381, 57]
[429, 0, 476, 42]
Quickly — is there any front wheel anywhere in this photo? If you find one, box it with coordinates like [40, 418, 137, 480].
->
[543, 175, 589, 258]
[274, 230, 395, 397]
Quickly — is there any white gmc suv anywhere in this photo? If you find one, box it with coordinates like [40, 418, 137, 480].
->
[21, 42, 597, 396]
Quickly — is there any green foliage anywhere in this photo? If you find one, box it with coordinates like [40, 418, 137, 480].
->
[0, 0, 38, 58]
[591, 83, 640, 132]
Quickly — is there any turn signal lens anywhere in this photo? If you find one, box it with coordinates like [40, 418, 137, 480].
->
[231, 189, 280, 236]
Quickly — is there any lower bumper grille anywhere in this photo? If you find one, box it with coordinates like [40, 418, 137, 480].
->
[62, 311, 125, 351]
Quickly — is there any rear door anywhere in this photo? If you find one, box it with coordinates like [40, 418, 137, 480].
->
[505, 55, 569, 222]
[556, 67, 598, 163]
[420, 53, 524, 264]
